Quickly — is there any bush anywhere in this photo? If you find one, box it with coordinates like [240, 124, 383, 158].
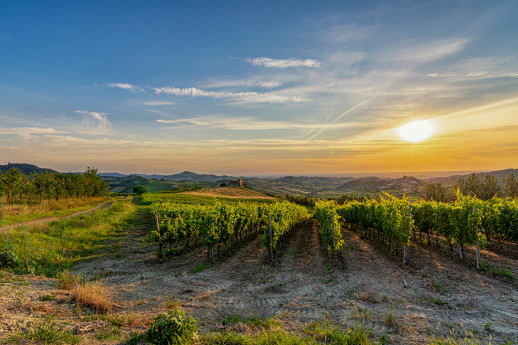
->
[133, 185, 149, 195]
[145, 310, 198, 345]
[0, 251, 17, 269]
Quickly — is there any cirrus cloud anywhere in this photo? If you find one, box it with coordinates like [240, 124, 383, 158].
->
[248, 57, 321, 68]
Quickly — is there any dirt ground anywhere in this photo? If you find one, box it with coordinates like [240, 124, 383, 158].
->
[1, 207, 517, 344]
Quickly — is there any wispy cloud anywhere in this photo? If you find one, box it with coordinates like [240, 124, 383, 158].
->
[157, 116, 360, 130]
[202, 78, 283, 89]
[248, 57, 321, 69]
[153, 86, 310, 103]
[107, 83, 144, 92]
[74, 110, 111, 132]
[393, 39, 468, 63]
[323, 24, 375, 43]
[140, 100, 175, 106]
[0, 127, 61, 135]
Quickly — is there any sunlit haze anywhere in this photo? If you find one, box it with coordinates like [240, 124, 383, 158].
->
[399, 120, 434, 143]
[1, 2, 517, 175]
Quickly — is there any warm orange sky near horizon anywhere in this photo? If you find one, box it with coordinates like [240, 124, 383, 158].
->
[1, 2, 518, 176]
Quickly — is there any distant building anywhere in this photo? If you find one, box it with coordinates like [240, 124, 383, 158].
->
[229, 179, 243, 187]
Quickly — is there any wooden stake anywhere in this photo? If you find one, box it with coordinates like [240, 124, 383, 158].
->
[155, 215, 162, 258]
[332, 213, 336, 263]
[404, 205, 411, 264]
[474, 208, 480, 269]
[268, 215, 273, 263]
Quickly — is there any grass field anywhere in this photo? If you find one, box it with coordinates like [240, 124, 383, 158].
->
[0, 196, 110, 227]
[0, 197, 136, 277]
[182, 186, 275, 199]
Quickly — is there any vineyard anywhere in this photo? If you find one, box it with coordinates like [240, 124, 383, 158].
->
[2, 191, 518, 344]
[313, 191, 518, 268]
[144, 193, 310, 260]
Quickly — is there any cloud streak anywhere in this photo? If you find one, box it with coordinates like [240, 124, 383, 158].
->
[157, 116, 361, 130]
[107, 83, 144, 92]
[0, 127, 61, 135]
[248, 57, 321, 68]
[153, 86, 310, 103]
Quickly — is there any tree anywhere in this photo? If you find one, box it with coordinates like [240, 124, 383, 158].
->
[479, 174, 500, 200]
[133, 185, 148, 195]
[0, 168, 24, 205]
[456, 174, 482, 198]
[504, 173, 518, 199]
[420, 182, 454, 202]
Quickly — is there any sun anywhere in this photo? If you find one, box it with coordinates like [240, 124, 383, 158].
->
[399, 120, 434, 143]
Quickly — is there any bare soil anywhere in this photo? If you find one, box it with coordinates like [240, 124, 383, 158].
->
[1, 208, 517, 344]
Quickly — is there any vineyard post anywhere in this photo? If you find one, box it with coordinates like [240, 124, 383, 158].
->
[268, 215, 273, 263]
[404, 205, 411, 264]
[155, 215, 163, 259]
[474, 208, 480, 269]
[332, 213, 336, 263]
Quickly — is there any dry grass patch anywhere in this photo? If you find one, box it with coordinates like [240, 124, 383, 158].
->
[73, 280, 114, 313]
[163, 294, 182, 310]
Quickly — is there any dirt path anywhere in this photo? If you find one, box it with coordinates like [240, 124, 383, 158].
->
[0, 200, 113, 231]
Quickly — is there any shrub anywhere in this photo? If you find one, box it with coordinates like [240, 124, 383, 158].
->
[145, 310, 198, 345]
[0, 251, 17, 269]
[57, 269, 78, 290]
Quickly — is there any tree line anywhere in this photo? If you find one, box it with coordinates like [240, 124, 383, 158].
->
[420, 173, 518, 202]
[0, 167, 109, 205]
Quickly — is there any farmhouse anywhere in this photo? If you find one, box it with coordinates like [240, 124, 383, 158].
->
[229, 179, 243, 187]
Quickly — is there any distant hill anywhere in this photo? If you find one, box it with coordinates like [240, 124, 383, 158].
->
[0, 163, 57, 175]
[336, 175, 423, 195]
[101, 170, 238, 183]
[183, 187, 275, 200]
[426, 168, 518, 186]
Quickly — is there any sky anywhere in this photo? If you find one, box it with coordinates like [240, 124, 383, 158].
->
[1, 1, 518, 176]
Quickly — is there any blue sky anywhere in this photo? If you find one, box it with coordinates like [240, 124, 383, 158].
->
[1, 1, 518, 175]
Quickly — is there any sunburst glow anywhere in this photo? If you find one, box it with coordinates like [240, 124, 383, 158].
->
[399, 120, 434, 143]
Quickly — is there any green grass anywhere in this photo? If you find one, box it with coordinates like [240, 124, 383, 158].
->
[0, 198, 136, 277]
[420, 270, 448, 294]
[0, 196, 111, 227]
[189, 262, 208, 274]
[26, 317, 81, 344]
[304, 318, 374, 344]
[430, 298, 447, 306]
[479, 262, 515, 280]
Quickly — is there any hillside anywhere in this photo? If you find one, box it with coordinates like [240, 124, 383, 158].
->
[182, 186, 275, 199]
[0, 163, 57, 175]
[426, 168, 518, 186]
[336, 175, 423, 196]
[101, 175, 214, 194]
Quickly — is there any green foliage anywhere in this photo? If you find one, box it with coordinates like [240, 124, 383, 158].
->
[133, 185, 149, 195]
[304, 318, 373, 344]
[147, 197, 309, 259]
[27, 317, 81, 344]
[145, 310, 198, 345]
[0, 199, 134, 276]
[313, 201, 344, 256]
[0, 166, 108, 206]
[0, 250, 17, 269]
[337, 191, 518, 259]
